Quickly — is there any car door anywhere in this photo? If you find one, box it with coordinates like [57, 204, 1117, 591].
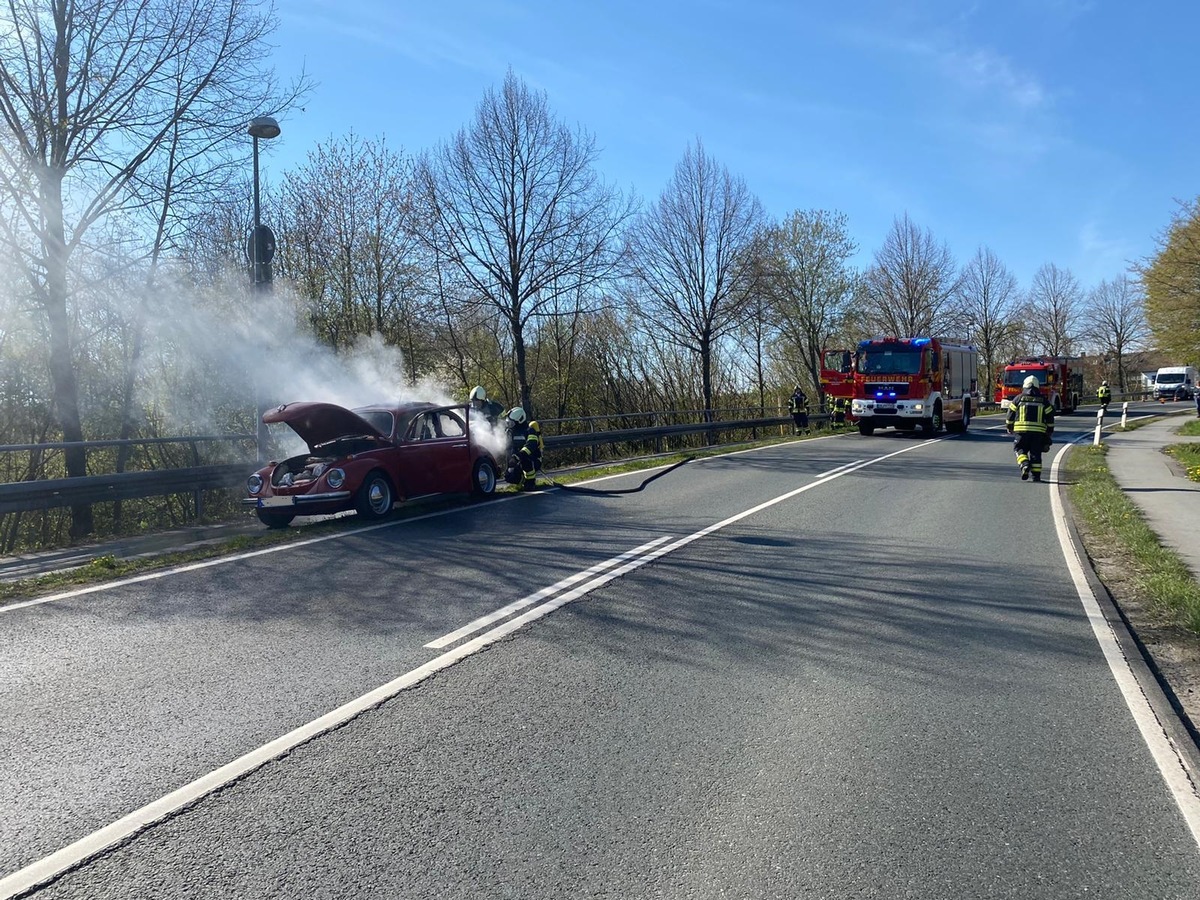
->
[395, 412, 443, 498]
[427, 409, 472, 491]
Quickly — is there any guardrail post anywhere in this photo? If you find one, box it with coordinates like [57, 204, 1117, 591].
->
[1093, 408, 1104, 446]
[590, 418, 598, 464]
[654, 413, 663, 454]
[1120, 402, 1128, 430]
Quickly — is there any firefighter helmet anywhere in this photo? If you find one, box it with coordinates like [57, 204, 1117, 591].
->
[469, 385, 487, 403]
[1022, 376, 1038, 390]
[529, 420, 541, 434]
[1102, 380, 1108, 386]
[507, 407, 526, 425]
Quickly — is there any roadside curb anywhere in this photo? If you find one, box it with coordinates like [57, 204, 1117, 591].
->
[1061, 445, 1200, 774]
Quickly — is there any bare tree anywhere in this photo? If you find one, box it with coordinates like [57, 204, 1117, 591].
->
[1025, 263, 1082, 357]
[958, 246, 1022, 397]
[0, 0, 304, 535]
[276, 133, 428, 375]
[1082, 275, 1150, 392]
[626, 140, 766, 420]
[861, 213, 961, 337]
[416, 69, 633, 416]
[764, 209, 858, 396]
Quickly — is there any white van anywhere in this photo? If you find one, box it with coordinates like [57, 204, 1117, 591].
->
[1153, 365, 1199, 400]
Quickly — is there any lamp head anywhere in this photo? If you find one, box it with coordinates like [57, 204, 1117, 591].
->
[248, 116, 281, 139]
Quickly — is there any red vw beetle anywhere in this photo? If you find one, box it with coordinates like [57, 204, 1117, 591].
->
[242, 401, 502, 528]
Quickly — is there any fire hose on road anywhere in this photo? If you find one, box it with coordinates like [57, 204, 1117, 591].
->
[535, 456, 695, 496]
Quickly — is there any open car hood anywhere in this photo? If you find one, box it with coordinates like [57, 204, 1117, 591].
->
[263, 402, 390, 449]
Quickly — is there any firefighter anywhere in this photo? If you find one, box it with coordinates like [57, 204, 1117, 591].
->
[517, 420, 544, 491]
[1097, 380, 1111, 413]
[1006, 375, 1055, 482]
[468, 385, 504, 425]
[834, 395, 849, 425]
[788, 386, 809, 434]
[503, 407, 529, 485]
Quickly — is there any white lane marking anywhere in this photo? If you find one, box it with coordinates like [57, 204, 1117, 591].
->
[816, 459, 865, 479]
[0, 436, 939, 896]
[1049, 442, 1200, 849]
[430, 455, 867, 649]
[424, 535, 673, 649]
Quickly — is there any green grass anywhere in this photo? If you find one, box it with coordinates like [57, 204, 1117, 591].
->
[1161, 417, 1200, 482]
[1066, 444, 1200, 633]
[1164, 444, 1200, 482]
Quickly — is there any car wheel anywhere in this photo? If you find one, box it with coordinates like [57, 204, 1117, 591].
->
[256, 510, 295, 529]
[472, 457, 498, 496]
[356, 471, 394, 520]
[858, 423, 875, 436]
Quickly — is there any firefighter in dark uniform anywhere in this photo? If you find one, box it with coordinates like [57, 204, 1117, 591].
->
[833, 395, 849, 425]
[517, 420, 544, 491]
[788, 386, 809, 434]
[1006, 375, 1055, 482]
[503, 407, 529, 486]
[1097, 380, 1111, 413]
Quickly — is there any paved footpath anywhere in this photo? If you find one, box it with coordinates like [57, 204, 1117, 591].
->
[1104, 408, 1200, 582]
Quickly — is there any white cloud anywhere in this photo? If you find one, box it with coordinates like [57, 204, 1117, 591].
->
[938, 46, 1047, 110]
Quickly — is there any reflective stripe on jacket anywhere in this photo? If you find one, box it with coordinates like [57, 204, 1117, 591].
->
[1006, 391, 1054, 434]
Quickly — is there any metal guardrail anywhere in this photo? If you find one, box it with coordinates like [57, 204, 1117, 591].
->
[0, 465, 250, 516]
[0, 413, 830, 516]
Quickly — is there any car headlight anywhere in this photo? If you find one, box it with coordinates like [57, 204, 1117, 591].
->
[247, 473, 263, 495]
[913, 403, 924, 411]
[325, 467, 346, 489]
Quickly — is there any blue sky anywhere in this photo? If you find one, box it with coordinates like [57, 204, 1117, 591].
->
[265, 0, 1197, 292]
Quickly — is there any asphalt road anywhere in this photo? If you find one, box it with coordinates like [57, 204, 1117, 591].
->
[3, 410, 1199, 898]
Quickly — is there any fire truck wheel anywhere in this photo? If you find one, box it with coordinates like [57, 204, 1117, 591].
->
[923, 404, 943, 434]
[858, 422, 875, 436]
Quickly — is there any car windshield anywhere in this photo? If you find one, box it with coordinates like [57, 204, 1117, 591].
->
[860, 349, 923, 375]
[355, 410, 395, 437]
[1005, 370, 1046, 387]
[1157, 373, 1184, 385]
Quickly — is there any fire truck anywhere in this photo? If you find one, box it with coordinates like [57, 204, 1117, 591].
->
[850, 337, 978, 436]
[995, 356, 1082, 414]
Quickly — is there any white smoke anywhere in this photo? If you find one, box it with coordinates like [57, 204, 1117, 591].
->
[139, 270, 519, 463]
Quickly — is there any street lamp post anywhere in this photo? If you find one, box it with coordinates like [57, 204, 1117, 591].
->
[247, 115, 280, 292]
[248, 115, 280, 462]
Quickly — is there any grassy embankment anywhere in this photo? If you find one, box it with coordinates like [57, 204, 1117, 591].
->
[1066, 425, 1200, 633]
[1165, 418, 1200, 481]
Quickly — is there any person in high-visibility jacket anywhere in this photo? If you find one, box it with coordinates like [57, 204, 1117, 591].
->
[833, 396, 849, 425]
[502, 407, 529, 485]
[1006, 375, 1055, 482]
[517, 420, 544, 490]
[1097, 380, 1111, 412]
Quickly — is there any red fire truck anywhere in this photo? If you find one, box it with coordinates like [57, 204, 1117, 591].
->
[995, 356, 1082, 414]
[850, 337, 978, 436]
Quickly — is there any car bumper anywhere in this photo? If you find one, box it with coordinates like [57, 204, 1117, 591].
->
[851, 402, 929, 420]
[242, 491, 352, 508]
